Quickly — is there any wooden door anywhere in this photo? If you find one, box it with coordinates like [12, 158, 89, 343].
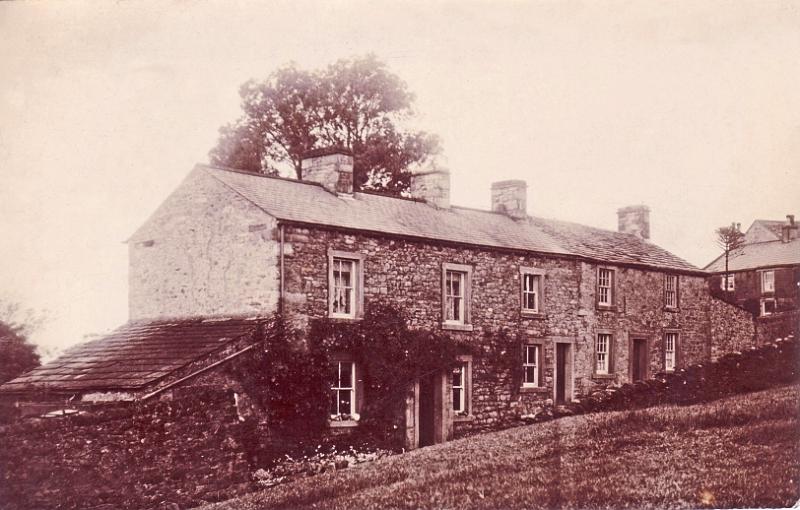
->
[632, 339, 648, 382]
[555, 343, 568, 404]
[418, 374, 435, 447]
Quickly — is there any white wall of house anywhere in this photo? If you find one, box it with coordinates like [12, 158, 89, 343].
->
[128, 167, 280, 321]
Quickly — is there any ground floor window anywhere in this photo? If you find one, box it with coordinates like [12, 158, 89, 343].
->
[522, 344, 541, 387]
[761, 298, 776, 316]
[451, 357, 472, 418]
[330, 361, 356, 420]
[664, 332, 677, 372]
[596, 333, 612, 375]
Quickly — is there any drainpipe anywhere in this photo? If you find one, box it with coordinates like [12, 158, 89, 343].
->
[279, 223, 285, 315]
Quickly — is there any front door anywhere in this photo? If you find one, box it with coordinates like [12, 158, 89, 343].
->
[555, 343, 569, 404]
[418, 373, 436, 447]
[632, 339, 648, 382]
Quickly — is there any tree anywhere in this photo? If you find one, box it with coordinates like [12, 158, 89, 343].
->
[0, 300, 44, 384]
[209, 55, 441, 194]
[715, 222, 746, 293]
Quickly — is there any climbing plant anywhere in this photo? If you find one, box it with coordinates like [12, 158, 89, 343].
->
[225, 302, 468, 447]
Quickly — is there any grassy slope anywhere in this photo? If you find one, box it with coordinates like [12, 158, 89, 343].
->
[204, 384, 800, 509]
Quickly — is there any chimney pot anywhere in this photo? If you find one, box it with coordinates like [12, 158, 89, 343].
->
[300, 147, 353, 194]
[617, 205, 651, 240]
[491, 180, 528, 219]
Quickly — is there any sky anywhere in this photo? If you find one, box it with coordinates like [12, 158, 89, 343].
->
[1, 0, 798, 357]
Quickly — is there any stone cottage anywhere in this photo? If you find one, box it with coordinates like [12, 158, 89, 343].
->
[0, 148, 755, 448]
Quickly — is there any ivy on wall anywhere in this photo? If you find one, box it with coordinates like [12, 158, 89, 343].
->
[225, 302, 468, 450]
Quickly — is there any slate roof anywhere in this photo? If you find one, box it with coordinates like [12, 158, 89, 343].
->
[0, 318, 260, 394]
[705, 238, 800, 273]
[528, 217, 699, 272]
[749, 220, 785, 240]
[204, 165, 701, 273]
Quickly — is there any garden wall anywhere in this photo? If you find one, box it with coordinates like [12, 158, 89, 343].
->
[708, 295, 757, 361]
[0, 388, 253, 510]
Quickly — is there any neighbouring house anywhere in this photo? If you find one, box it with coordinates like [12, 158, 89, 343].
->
[0, 148, 756, 449]
[705, 216, 800, 343]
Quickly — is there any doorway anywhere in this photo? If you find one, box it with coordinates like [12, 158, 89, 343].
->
[418, 373, 436, 447]
[555, 343, 572, 404]
[631, 338, 648, 382]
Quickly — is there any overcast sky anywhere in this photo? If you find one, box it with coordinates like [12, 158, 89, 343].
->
[1, 0, 798, 356]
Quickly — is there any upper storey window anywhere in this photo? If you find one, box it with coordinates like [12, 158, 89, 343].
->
[328, 250, 365, 319]
[597, 268, 615, 308]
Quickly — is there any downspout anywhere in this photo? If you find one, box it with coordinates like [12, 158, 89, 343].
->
[279, 223, 285, 315]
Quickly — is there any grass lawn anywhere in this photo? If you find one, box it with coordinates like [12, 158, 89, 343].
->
[203, 384, 800, 509]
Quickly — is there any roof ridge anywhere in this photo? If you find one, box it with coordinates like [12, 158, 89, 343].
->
[198, 163, 328, 190]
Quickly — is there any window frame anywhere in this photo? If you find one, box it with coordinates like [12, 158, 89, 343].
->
[664, 274, 679, 310]
[520, 266, 546, 317]
[761, 270, 775, 294]
[441, 263, 473, 331]
[596, 267, 617, 310]
[593, 330, 615, 378]
[328, 355, 362, 428]
[520, 342, 547, 392]
[663, 330, 680, 372]
[452, 355, 473, 421]
[327, 249, 365, 320]
[720, 274, 735, 291]
[760, 297, 776, 316]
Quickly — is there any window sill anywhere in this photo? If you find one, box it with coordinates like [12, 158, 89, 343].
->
[521, 311, 547, 320]
[592, 374, 615, 380]
[519, 386, 549, 394]
[596, 305, 618, 312]
[328, 420, 359, 429]
[454, 413, 473, 422]
[664, 307, 680, 313]
[327, 315, 362, 323]
[441, 322, 474, 332]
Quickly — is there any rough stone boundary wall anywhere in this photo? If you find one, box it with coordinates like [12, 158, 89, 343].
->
[0, 388, 253, 510]
[708, 296, 757, 361]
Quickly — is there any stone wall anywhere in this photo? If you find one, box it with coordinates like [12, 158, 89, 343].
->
[708, 296, 757, 361]
[128, 167, 280, 321]
[0, 388, 253, 510]
[280, 224, 714, 435]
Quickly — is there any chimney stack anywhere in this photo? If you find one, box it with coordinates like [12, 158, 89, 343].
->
[409, 166, 451, 208]
[617, 205, 650, 240]
[491, 180, 527, 219]
[782, 214, 798, 243]
[300, 147, 353, 194]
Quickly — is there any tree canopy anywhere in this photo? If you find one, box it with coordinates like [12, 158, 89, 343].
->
[209, 55, 441, 194]
[0, 301, 43, 384]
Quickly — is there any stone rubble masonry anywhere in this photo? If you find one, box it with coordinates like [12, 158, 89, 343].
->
[300, 151, 354, 194]
[0, 388, 253, 510]
[409, 168, 451, 209]
[708, 295, 758, 361]
[128, 168, 280, 321]
[490, 180, 527, 218]
[279, 224, 756, 435]
[617, 205, 650, 240]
